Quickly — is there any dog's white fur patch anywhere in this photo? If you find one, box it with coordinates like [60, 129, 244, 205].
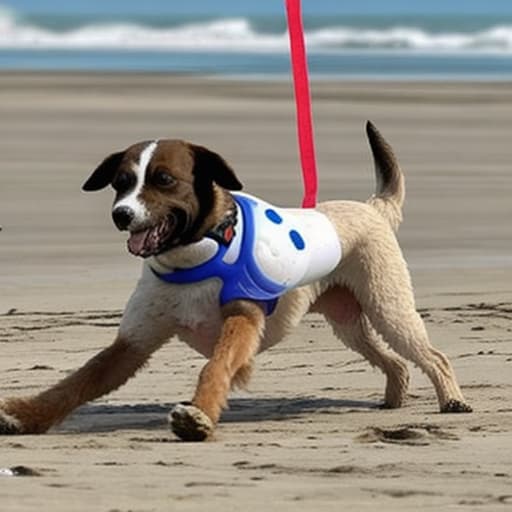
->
[119, 265, 223, 356]
[113, 140, 158, 229]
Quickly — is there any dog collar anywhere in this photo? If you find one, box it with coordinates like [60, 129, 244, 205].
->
[205, 207, 237, 246]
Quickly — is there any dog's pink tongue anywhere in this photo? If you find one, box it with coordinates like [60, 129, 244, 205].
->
[127, 229, 150, 256]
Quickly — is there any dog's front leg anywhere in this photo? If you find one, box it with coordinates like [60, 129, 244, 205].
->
[0, 336, 158, 434]
[170, 300, 264, 441]
[0, 275, 174, 435]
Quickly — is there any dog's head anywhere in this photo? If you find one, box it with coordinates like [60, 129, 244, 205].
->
[83, 140, 242, 257]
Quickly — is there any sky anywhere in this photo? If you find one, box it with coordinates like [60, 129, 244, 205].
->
[2, 0, 512, 16]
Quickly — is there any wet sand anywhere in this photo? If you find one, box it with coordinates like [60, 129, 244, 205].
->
[1, 73, 511, 510]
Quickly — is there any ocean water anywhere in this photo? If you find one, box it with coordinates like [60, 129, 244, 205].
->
[2, 6, 512, 79]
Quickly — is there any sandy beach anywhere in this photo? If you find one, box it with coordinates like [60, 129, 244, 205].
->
[1, 73, 511, 511]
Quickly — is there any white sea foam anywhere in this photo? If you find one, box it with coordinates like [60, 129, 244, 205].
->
[1, 11, 512, 53]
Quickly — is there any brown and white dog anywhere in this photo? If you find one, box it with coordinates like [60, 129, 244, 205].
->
[0, 122, 471, 441]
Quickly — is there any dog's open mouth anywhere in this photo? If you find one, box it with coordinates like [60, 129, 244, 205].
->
[127, 217, 174, 258]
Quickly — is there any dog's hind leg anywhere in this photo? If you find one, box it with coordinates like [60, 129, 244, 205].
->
[373, 310, 471, 412]
[313, 286, 409, 408]
[346, 245, 472, 413]
[376, 312, 471, 412]
[332, 316, 410, 408]
[170, 300, 264, 441]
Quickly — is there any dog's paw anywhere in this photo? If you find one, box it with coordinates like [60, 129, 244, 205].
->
[440, 399, 473, 413]
[0, 408, 23, 435]
[169, 402, 214, 442]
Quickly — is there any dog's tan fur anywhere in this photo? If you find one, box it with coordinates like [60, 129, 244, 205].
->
[0, 122, 471, 441]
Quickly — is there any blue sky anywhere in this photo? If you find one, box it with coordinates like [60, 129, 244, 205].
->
[3, 0, 512, 15]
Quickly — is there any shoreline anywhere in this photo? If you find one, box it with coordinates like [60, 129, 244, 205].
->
[2, 45, 512, 79]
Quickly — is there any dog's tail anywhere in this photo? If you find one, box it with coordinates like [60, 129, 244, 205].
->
[365, 121, 405, 231]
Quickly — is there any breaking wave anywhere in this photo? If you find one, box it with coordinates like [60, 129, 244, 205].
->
[2, 10, 512, 53]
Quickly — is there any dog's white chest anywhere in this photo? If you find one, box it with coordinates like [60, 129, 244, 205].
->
[119, 267, 224, 357]
[159, 277, 224, 355]
[169, 278, 222, 328]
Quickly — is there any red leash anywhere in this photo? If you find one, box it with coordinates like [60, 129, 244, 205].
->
[285, 0, 318, 208]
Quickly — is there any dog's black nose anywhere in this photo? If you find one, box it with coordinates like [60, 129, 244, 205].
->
[112, 206, 134, 230]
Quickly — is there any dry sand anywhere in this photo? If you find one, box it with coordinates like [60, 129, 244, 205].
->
[0, 73, 511, 511]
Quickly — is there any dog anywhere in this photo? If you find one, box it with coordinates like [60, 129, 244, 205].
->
[0, 122, 471, 441]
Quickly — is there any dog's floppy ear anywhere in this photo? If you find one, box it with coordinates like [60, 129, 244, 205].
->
[82, 151, 125, 191]
[191, 145, 243, 191]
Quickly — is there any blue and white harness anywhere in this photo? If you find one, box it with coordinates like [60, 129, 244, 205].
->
[150, 192, 342, 315]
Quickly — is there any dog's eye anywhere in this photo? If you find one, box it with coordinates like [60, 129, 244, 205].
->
[152, 169, 176, 188]
[112, 171, 134, 192]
